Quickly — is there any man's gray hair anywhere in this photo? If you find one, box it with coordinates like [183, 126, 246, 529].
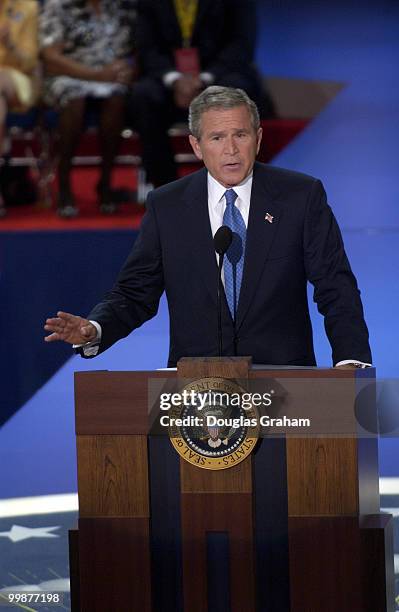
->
[188, 86, 260, 139]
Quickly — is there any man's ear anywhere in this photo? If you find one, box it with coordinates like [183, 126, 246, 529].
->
[189, 134, 203, 161]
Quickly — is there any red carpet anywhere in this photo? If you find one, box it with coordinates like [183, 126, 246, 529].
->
[0, 167, 145, 232]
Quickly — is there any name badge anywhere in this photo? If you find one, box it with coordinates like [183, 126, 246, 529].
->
[174, 47, 200, 75]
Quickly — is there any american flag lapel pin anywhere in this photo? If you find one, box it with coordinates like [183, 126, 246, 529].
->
[265, 212, 274, 224]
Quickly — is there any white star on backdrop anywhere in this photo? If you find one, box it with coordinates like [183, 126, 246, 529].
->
[0, 525, 60, 543]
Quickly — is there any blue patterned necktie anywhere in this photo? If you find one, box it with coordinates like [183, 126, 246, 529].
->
[222, 189, 246, 320]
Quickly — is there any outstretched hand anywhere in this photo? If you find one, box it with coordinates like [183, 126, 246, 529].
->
[44, 311, 97, 345]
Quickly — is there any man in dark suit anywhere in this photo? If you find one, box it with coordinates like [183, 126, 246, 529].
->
[44, 86, 371, 369]
[129, 0, 265, 186]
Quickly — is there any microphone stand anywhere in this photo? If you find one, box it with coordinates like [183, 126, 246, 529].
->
[217, 253, 224, 357]
[232, 264, 237, 355]
[214, 225, 232, 358]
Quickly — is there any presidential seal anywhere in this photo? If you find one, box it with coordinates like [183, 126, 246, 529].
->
[167, 377, 259, 470]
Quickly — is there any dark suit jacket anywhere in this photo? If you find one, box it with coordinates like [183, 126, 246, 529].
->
[87, 162, 371, 367]
[136, 0, 258, 81]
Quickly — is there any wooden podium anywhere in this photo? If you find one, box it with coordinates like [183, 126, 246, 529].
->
[70, 358, 394, 611]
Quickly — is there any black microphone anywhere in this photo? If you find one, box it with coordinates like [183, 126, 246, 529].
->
[214, 226, 232, 357]
[214, 225, 232, 256]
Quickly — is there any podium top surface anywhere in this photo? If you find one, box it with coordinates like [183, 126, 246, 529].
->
[74, 366, 374, 435]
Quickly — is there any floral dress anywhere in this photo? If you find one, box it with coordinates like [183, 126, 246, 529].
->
[39, 0, 137, 107]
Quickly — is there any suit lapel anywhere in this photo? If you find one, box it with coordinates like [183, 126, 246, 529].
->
[236, 164, 282, 330]
[193, 0, 211, 35]
[181, 169, 220, 306]
[166, 0, 183, 44]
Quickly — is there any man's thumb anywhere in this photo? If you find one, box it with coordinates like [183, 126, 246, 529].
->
[81, 325, 90, 337]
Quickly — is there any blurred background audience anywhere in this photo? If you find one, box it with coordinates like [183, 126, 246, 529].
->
[0, 0, 39, 217]
[39, 0, 137, 217]
[0, 0, 272, 217]
[129, 0, 270, 188]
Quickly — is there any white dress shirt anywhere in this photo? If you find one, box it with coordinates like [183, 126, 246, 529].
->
[207, 171, 251, 235]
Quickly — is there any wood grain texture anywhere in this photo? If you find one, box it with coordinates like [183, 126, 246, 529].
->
[289, 516, 363, 611]
[177, 356, 251, 379]
[74, 367, 374, 435]
[78, 517, 152, 612]
[289, 515, 394, 612]
[181, 492, 255, 612]
[72, 366, 385, 611]
[74, 370, 176, 434]
[180, 455, 252, 493]
[77, 435, 149, 517]
[286, 437, 359, 515]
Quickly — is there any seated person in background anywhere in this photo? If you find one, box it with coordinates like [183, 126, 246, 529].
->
[40, 0, 137, 218]
[0, 0, 39, 218]
[130, 0, 266, 187]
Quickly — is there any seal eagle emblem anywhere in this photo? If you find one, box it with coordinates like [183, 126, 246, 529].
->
[167, 377, 260, 470]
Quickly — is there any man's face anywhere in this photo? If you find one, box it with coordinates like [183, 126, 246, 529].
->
[189, 105, 262, 187]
